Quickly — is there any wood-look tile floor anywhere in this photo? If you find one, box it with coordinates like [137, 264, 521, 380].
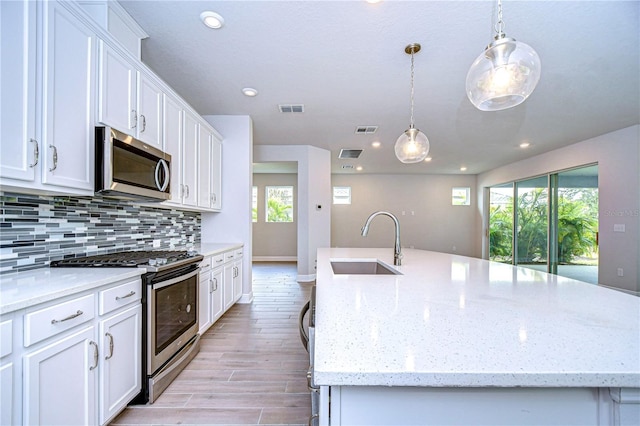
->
[111, 262, 313, 426]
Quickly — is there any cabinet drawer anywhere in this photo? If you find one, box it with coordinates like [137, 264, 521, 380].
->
[234, 248, 243, 258]
[212, 253, 225, 267]
[0, 320, 11, 358]
[99, 279, 141, 315]
[200, 255, 212, 272]
[24, 294, 95, 347]
[223, 250, 236, 262]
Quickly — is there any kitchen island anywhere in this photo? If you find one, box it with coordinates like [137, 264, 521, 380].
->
[313, 248, 640, 425]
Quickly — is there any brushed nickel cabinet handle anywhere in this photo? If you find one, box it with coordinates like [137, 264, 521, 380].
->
[140, 114, 146, 132]
[48, 145, 58, 171]
[115, 290, 136, 300]
[89, 341, 99, 370]
[51, 309, 83, 324]
[29, 138, 39, 168]
[105, 332, 114, 360]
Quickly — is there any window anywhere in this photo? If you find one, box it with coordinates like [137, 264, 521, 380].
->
[252, 186, 258, 222]
[266, 186, 294, 222]
[452, 187, 471, 205]
[333, 186, 351, 205]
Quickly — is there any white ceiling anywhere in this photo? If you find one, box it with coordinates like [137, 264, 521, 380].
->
[119, 0, 640, 175]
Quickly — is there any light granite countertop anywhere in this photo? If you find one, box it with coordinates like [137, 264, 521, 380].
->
[0, 243, 243, 315]
[0, 268, 144, 315]
[313, 248, 640, 388]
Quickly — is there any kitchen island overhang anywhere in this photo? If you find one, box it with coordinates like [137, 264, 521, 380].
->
[312, 248, 640, 425]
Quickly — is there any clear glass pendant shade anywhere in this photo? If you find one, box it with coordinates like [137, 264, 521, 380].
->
[394, 127, 430, 163]
[466, 37, 541, 111]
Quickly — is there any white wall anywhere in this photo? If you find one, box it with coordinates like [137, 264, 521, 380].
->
[252, 173, 297, 259]
[477, 125, 640, 293]
[331, 174, 478, 257]
[201, 115, 253, 301]
[254, 145, 331, 281]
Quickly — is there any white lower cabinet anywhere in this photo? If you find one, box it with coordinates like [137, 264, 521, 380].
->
[23, 326, 97, 426]
[98, 304, 141, 425]
[198, 247, 243, 333]
[15, 277, 142, 426]
[198, 256, 213, 334]
[211, 266, 224, 322]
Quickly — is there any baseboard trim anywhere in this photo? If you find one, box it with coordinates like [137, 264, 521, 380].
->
[238, 291, 254, 304]
[297, 274, 316, 283]
[252, 256, 297, 262]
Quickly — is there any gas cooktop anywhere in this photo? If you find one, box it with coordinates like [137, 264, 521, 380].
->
[50, 250, 203, 272]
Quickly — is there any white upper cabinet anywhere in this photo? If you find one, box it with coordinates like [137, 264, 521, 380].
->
[197, 126, 212, 209]
[136, 72, 163, 147]
[163, 94, 184, 204]
[97, 41, 135, 134]
[41, 1, 96, 191]
[197, 122, 222, 211]
[181, 110, 199, 207]
[0, 0, 95, 195]
[211, 136, 222, 210]
[98, 42, 162, 148]
[0, 0, 37, 182]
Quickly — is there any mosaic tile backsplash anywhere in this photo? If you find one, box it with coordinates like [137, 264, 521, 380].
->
[0, 192, 201, 274]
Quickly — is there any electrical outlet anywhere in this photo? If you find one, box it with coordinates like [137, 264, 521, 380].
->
[153, 240, 160, 248]
[617, 268, 624, 277]
[614, 224, 625, 232]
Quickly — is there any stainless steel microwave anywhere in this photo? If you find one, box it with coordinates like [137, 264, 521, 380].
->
[95, 127, 171, 201]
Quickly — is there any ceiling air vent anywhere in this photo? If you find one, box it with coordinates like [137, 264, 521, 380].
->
[341, 165, 354, 169]
[278, 104, 304, 113]
[355, 126, 378, 134]
[338, 149, 363, 159]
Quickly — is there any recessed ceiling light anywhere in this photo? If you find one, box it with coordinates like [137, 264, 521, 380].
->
[519, 142, 530, 148]
[460, 166, 467, 171]
[366, 0, 382, 4]
[371, 141, 381, 148]
[200, 11, 224, 29]
[356, 166, 363, 171]
[242, 88, 258, 97]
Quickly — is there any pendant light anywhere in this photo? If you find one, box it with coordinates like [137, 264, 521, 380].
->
[395, 43, 430, 164]
[466, 0, 541, 111]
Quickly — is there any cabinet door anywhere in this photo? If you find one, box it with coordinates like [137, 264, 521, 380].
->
[182, 111, 199, 207]
[233, 259, 243, 303]
[136, 72, 163, 147]
[197, 127, 212, 208]
[211, 136, 222, 210]
[97, 42, 136, 134]
[23, 326, 97, 426]
[41, 1, 95, 191]
[163, 94, 183, 204]
[211, 267, 224, 323]
[99, 304, 141, 426]
[0, 0, 37, 182]
[198, 269, 212, 334]
[223, 262, 234, 311]
[0, 362, 13, 426]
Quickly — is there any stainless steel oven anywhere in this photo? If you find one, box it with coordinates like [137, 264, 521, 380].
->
[51, 250, 203, 404]
[142, 259, 201, 403]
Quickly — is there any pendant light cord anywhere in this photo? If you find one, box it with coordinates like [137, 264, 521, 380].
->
[494, 0, 505, 38]
[409, 50, 415, 129]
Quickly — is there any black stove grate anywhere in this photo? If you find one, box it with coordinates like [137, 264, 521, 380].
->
[50, 250, 193, 268]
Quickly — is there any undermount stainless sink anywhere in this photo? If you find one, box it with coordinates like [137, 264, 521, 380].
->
[330, 260, 401, 275]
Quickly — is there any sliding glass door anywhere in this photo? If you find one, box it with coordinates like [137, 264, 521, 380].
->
[487, 165, 598, 284]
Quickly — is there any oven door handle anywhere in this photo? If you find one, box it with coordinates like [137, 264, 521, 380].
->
[152, 269, 199, 290]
